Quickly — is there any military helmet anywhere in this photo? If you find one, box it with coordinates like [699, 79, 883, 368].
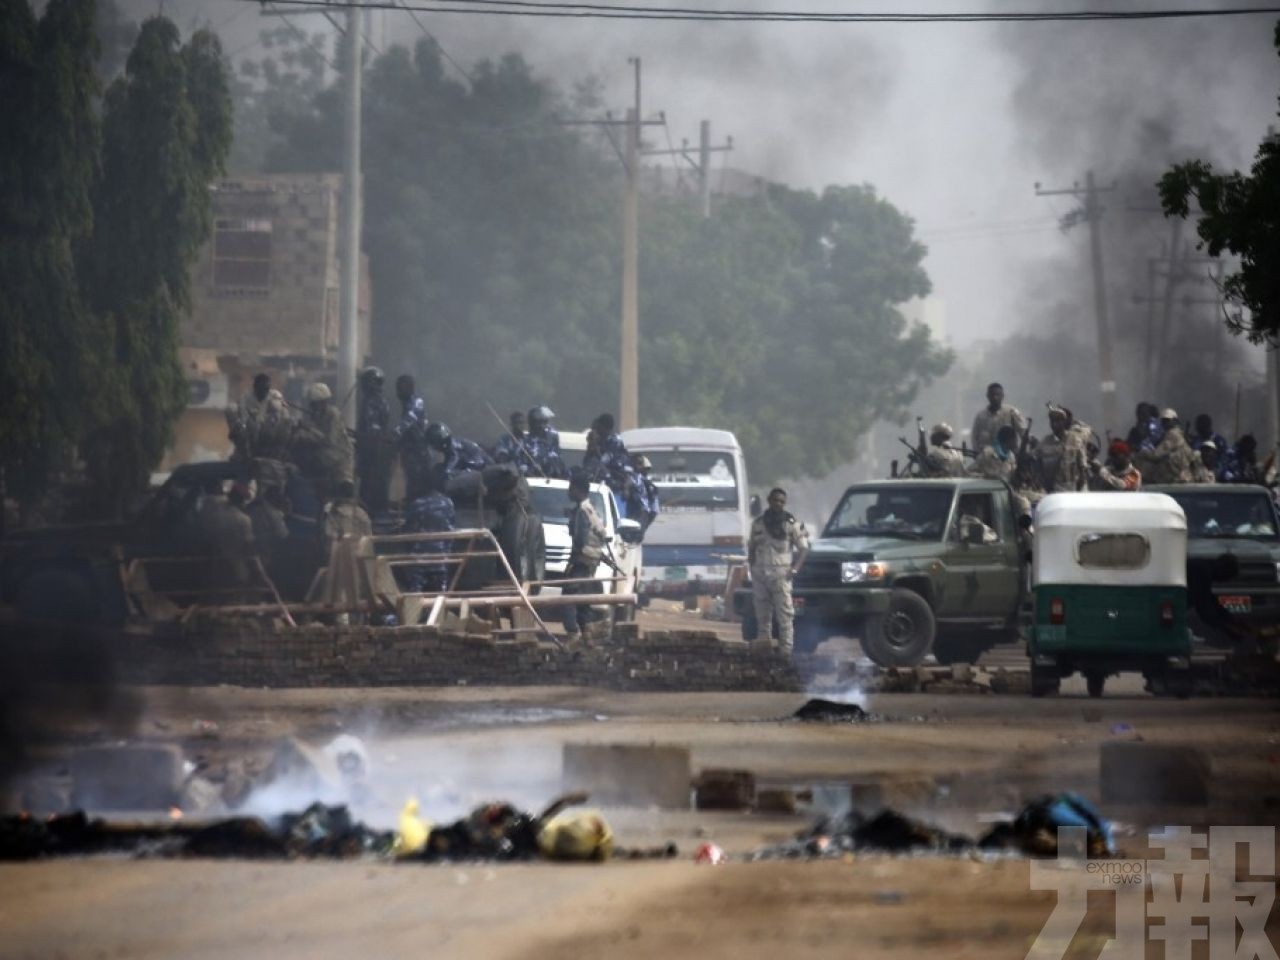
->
[307, 382, 332, 403]
[633, 454, 652, 470]
[424, 421, 452, 447]
[528, 405, 555, 425]
[1160, 407, 1179, 421]
[930, 422, 953, 439]
[360, 365, 384, 385]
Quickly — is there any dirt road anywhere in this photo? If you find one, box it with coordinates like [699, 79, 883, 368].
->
[2, 686, 1278, 959]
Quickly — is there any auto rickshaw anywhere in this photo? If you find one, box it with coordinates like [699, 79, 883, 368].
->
[1028, 492, 1192, 698]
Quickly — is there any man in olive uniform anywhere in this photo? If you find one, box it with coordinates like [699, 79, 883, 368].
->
[291, 382, 354, 501]
[1188, 441, 1219, 484]
[923, 423, 966, 477]
[1135, 408, 1197, 484]
[748, 487, 810, 653]
[969, 425, 1018, 484]
[321, 479, 373, 555]
[563, 470, 608, 641]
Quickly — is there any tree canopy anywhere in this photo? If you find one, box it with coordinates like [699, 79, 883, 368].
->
[1159, 21, 1280, 347]
[249, 37, 949, 482]
[0, 3, 231, 514]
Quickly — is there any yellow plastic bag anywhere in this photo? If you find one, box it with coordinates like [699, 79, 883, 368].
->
[393, 798, 432, 858]
[536, 808, 614, 862]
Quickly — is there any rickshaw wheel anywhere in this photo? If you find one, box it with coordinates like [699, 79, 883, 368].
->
[1085, 673, 1106, 698]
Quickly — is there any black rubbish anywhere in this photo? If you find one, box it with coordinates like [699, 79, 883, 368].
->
[791, 698, 870, 723]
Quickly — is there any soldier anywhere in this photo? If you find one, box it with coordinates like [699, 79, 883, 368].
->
[584, 413, 633, 516]
[202, 480, 256, 591]
[970, 382, 1027, 454]
[563, 470, 608, 641]
[492, 411, 528, 468]
[425, 422, 493, 482]
[1189, 441, 1219, 484]
[525, 406, 566, 479]
[628, 454, 660, 535]
[321, 479, 373, 554]
[1090, 440, 1143, 491]
[1187, 414, 1229, 479]
[1135, 408, 1196, 484]
[401, 473, 457, 594]
[291, 382, 354, 500]
[1124, 401, 1163, 453]
[1012, 452, 1046, 517]
[393, 374, 431, 497]
[1222, 434, 1262, 484]
[245, 481, 289, 572]
[1037, 404, 1089, 493]
[923, 423, 966, 477]
[969, 425, 1018, 483]
[227, 374, 271, 461]
[747, 487, 810, 653]
[355, 366, 391, 515]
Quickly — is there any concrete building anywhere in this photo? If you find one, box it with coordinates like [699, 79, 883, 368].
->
[164, 173, 370, 470]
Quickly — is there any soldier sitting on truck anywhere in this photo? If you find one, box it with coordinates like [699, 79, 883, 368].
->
[969, 425, 1018, 483]
[923, 423, 966, 478]
[425, 422, 493, 482]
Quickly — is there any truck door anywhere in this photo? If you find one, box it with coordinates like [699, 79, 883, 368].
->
[937, 491, 1020, 621]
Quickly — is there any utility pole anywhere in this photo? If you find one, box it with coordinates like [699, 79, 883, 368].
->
[560, 60, 663, 431]
[618, 58, 641, 431]
[644, 121, 733, 219]
[1036, 171, 1119, 430]
[337, 2, 362, 429]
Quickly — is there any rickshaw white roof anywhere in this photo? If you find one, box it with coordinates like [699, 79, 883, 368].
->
[1036, 492, 1187, 531]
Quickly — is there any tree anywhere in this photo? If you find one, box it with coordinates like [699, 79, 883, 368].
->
[80, 17, 232, 512]
[0, 0, 99, 505]
[1159, 21, 1280, 347]
[256, 39, 949, 484]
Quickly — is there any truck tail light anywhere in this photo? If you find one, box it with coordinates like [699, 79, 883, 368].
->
[1159, 600, 1174, 627]
[1049, 597, 1065, 625]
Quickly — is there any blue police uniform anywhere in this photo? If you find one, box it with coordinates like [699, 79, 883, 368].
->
[525, 427, 566, 479]
[493, 432, 528, 469]
[630, 473, 660, 534]
[394, 396, 431, 496]
[439, 437, 493, 480]
[584, 432, 633, 517]
[402, 490, 455, 592]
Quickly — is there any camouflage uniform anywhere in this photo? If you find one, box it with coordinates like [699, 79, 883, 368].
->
[1037, 429, 1089, 493]
[968, 445, 1016, 484]
[970, 405, 1028, 454]
[292, 404, 354, 492]
[356, 387, 391, 513]
[322, 498, 372, 547]
[748, 510, 810, 651]
[1135, 426, 1196, 484]
[246, 496, 289, 569]
[201, 495, 255, 588]
[524, 427, 566, 479]
[924, 443, 966, 478]
[1187, 459, 1217, 484]
[584, 432, 634, 515]
[564, 497, 608, 637]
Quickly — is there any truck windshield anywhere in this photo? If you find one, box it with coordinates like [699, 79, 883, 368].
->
[824, 487, 954, 541]
[1162, 491, 1279, 540]
[636, 450, 739, 512]
[528, 486, 609, 526]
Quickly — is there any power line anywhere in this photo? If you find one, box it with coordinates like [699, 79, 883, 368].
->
[396, 0, 476, 83]
[235, 0, 1280, 23]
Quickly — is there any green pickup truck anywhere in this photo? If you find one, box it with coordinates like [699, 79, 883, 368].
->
[738, 478, 1027, 665]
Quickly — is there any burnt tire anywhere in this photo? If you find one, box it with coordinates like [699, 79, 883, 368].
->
[861, 589, 936, 668]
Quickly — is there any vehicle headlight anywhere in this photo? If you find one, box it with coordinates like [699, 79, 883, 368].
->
[841, 561, 886, 583]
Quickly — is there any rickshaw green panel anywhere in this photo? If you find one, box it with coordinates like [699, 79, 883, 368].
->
[1032, 585, 1190, 655]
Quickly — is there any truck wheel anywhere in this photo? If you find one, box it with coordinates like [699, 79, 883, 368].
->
[862, 589, 935, 667]
[1085, 672, 1106, 698]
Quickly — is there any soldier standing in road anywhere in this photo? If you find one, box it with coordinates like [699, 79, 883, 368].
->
[747, 487, 810, 654]
[1135, 408, 1196, 484]
[923, 423, 966, 477]
[355, 366, 391, 515]
[563, 470, 608, 641]
[970, 383, 1027, 454]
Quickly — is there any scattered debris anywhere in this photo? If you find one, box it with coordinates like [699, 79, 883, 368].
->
[978, 794, 1115, 858]
[694, 769, 755, 811]
[537, 808, 614, 861]
[792, 698, 869, 723]
[694, 842, 725, 865]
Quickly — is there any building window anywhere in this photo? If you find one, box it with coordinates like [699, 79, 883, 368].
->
[213, 217, 272, 293]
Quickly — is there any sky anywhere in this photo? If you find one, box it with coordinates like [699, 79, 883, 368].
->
[152, 0, 1280, 354]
